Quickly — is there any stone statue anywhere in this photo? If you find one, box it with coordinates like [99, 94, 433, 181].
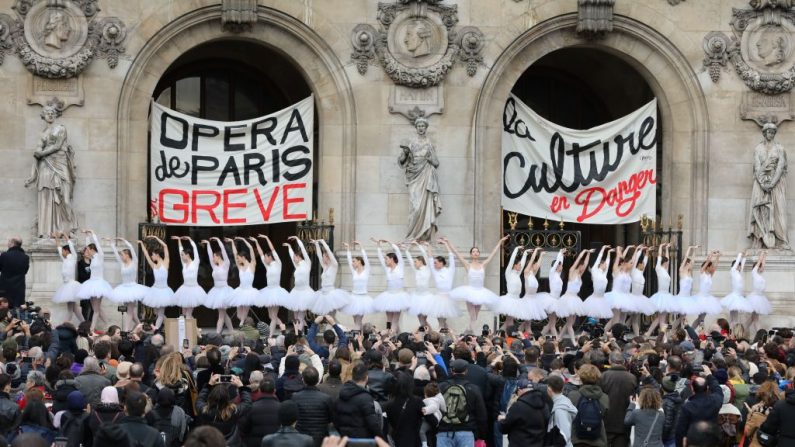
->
[403, 19, 432, 57]
[399, 117, 442, 241]
[749, 122, 790, 249]
[24, 99, 77, 238]
[43, 10, 71, 49]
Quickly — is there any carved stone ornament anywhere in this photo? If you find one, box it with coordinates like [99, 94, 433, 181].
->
[705, 0, 795, 94]
[221, 0, 257, 33]
[352, 0, 485, 87]
[0, 0, 127, 78]
[667, 0, 686, 4]
[702, 31, 731, 83]
[577, 0, 616, 40]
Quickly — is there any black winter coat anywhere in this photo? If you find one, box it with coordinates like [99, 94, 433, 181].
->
[334, 381, 382, 439]
[292, 387, 334, 446]
[366, 368, 394, 403]
[761, 390, 795, 447]
[0, 392, 20, 439]
[674, 375, 724, 447]
[438, 376, 488, 438]
[117, 415, 165, 447]
[0, 246, 29, 307]
[195, 385, 251, 447]
[384, 396, 424, 447]
[238, 394, 281, 447]
[52, 379, 79, 415]
[600, 367, 638, 434]
[261, 427, 314, 447]
[85, 404, 124, 447]
[499, 388, 551, 447]
[662, 391, 683, 441]
[55, 325, 78, 357]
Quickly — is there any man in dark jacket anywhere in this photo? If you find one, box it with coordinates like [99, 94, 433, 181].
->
[55, 323, 78, 357]
[437, 359, 488, 446]
[499, 378, 550, 447]
[0, 374, 20, 439]
[334, 362, 382, 439]
[276, 355, 305, 401]
[600, 352, 637, 447]
[0, 238, 29, 308]
[675, 367, 724, 447]
[453, 345, 489, 399]
[239, 378, 280, 447]
[262, 400, 315, 447]
[195, 348, 224, 392]
[317, 360, 343, 401]
[292, 367, 334, 446]
[760, 389, 795, 447]
[117, 391, 165, 447]
[365, 350, 394, 404]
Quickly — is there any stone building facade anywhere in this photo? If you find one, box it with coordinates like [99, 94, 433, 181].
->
[0, 0, 793, 330]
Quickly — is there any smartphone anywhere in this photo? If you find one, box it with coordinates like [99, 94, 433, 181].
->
[294, 344, 305, 354]
[386, 321, 392, 330]
[219, 375, 232, 383]
[346, 439, 378, 447]
[120, 331, 128, 338]
[440, 328, 448, 333]
[368, 333, 379, 342]
[117, 305, 127, 313]
[182, 339, 189, 350]
[351, 330, 361, 337]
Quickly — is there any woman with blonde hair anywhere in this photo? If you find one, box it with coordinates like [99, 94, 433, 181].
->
[151, 352, 197, 417]
[625, 387, 664, 447]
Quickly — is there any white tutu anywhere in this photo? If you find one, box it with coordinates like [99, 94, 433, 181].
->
[606, 291, 636, 313]
[52, 280, 81, 304]
[343, 293, 375, 316]
[109, 283, 149, 304]
[495, 294, 547, 320]
[143, 286, 175, 308]
[582, 295, 614, 319]
[696, 294, 723, 314]
[408, 291, 435, 316]
[283, 287, 316, 311]
[677, 296, 701, 315]
[450, 286, 499, 307]
[540, 293, 559, 314]
[415, 292, 459, 319]
[520, 294, 550, 320]
[173, 285, 207, 308]
[721, 293, 754, 313]
[555, 292, 585, 317]
[633, 294, 656, 316]
[229, 286, 261, 307]
[260, 286, 291, 308]
[373, 289, 411, 312]
[747, 293, 772, 315]
[650, 292, 680, 313]
[312, 288, 350, 315]
[205, 285, 234, 309]
[76, 278, 113, 300]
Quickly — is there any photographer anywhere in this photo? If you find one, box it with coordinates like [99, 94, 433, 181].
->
[307, 315, 348, 360]
[675, 364, 724, 447]
[195, 373, 251, 447]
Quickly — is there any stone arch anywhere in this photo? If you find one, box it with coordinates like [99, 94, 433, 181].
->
[115, 5, 356, 240]
[473, 13, 709, 246]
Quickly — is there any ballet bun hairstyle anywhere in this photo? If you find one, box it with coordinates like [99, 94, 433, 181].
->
[182, 245, 194, 260]
[121, 249, 132, 259]
[294, 250, 305, 261]
[701, 260, 711, 269]
[469, 247, 479, 255]
[238, 250, 251, 262]
[661, 256, 669, 265]
[386, 252, 398, 264]
[151, 246, 164, 259]
[61, 244, 71, 253]
[87, 243, 97, 252]
[415, 256, 426, 266]
[354, 256, 364, 266]
[212, 249, 222, 259]
[435, 256, 447, 266]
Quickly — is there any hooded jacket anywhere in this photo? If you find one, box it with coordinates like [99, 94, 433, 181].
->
[552, 392, 578, 447]
[662, 391, 683, 441]
[568, 384, 611, 447]
[437, 375, 488, 438]
[334, 381, 382, 439]
[238, 394, 280, 447]
[292, 386, 334, 446]
[760, 390, 795, 447]
[499, 387, 551, 447]
[674, 375, 724, 447]
[56, 325, 78, 357]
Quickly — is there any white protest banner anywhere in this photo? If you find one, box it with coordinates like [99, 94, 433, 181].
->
[149, 96, 314, 226]
[502, 94, 657, 224]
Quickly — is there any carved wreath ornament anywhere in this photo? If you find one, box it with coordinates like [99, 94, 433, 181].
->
[0, 0, 126, 79]
[352, 0, 485, 87]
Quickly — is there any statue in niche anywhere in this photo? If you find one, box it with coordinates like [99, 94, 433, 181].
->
[749, 122, 790, 249]
[24, 99, 77, 238]
[403, 19, 432, 58]
[399, 117, 442, 241]
[43, 10, 72, 49]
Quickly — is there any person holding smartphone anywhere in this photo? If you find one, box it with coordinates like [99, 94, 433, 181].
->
[195, 373, 251, 443]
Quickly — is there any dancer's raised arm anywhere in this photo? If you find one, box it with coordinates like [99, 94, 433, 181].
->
[236, 237, 256, 268]
[249, 237, 266, 264]
[258, 235, 280, 264]
[154, 236, 169, 267]
[446, 238, 469, 269]
[571, 249, 587, 276]
[483, 235, 510, 267]
[320, 239, 338, 267]
[138, 240, 154, 268]
[578, 249, 593, 275]
[505, 246, 521, 276]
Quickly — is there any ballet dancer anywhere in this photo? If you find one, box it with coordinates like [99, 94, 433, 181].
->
[520, 247, 549, 331]
[371, 239, 410, 333]
[556, 249, 592, 341]
[310, 239, 349, 319]
[672, 245, 697, 329]
[541, 249, 565, 337]
[228, 237, 259, 325]
[283, 236, 316, 333]
[203, 237, 234, 334]
[406, 241, 434, 327]
[423, 238, 461, 329]
[694, 250, 723, 328]
[75, 230, 113, 331]
[746, 250, 771, 335]
[449, 236, 506, 332]
[495, 245, 529, 331]
[628, 245, 653, 336]
[139, 236, 173, 330]
[646, 243, 676, 336]
[341, 241, 374, 331]
[721, 251, 754, 332]
[253, 235, 290, 333]
[583, 245, 615, 321]
[109, 237, 146, 330]
[605, 246, 635, 332]
[51, 232, 83, 323]
[172, 236, 206, 319]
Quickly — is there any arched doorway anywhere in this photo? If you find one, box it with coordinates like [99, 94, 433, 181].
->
[149, 41, 315, 325]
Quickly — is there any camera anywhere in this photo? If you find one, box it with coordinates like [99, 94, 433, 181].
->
[219, 375, 232, 383]
[294, 344, 305, 354]
[482, 324, 490, 337]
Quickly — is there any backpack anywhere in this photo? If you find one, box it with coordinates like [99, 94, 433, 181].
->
[150, 406, 190, 447]
[441, 384, 470, 426]
[573, 395, 603, 440]
[58, 412, 89, 447]
[282, 373, 305, 400]
[545, 408, 567, 447]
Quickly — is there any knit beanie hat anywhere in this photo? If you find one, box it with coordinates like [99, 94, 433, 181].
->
[67, 390, 86, 411]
